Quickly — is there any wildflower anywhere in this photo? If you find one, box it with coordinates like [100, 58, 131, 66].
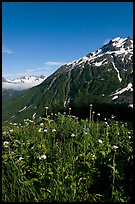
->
[13, 123, 18, 126]
[39, 154, 47, 160]
[45, 106, 48, 109]
[3, 141, 10, 147]
[38, 128, 43, 132]
[44, 129, 47, 132]
[97, 139, 103, 144]
[69, 107, 71, 110]
[104, 118, 107, 121]
[32, 113, 36, 120]
[90, 104, 93, 107]
[111, 115, 115, 119]
[129, 136, 131, 139]
[128, 131, 131, 134]
[92, 111, 95, 114]
[2, 131, 7, 135]
[84, 132, 88, 135]
[71, 133, 75, 137]
[92, 154, 96, 158]
[40, 123, 44, 126]
[52, 129, 56, 132]
[8, 129, 14, 134]
[29, 120, 33, 123]
[111, 145, 118, 151]
[18, 157, 24, 161]
[10, 122, 12, 125]
[97, 113, 100, 116]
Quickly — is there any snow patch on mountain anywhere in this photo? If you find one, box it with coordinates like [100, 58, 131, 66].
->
[110, 83, 133, 98]
[111, 61, 122, 82]
[112, 95, 118, 100]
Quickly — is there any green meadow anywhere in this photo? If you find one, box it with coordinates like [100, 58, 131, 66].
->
[2, 110, 133, 202]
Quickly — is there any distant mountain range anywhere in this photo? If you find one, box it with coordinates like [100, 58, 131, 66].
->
[2, 37, 133, 122]
[2, 75, 46, 90]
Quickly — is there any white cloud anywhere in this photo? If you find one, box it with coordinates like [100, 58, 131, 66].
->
[3, 66, 54, 80]
[44, 61, 67, 66]
[2, 45, 13, 54]
[3, 61, 68, 81]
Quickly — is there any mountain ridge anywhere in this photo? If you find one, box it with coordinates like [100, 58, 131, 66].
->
[2, 37, 133, 122]
[2, 75, 46, 90]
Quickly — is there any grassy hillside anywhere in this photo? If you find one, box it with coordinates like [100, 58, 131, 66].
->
[2, 61, 133, 123]
[2, 112, 133, 202]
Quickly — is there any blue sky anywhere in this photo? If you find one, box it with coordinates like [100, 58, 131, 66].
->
[2, 2, 133, 79]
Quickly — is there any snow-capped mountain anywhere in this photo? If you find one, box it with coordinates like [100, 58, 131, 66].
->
[56, 36, 133, 104]
[60, 37, 132, 76]
[2, 37, 133, 122]
[2, 75, 46, 90]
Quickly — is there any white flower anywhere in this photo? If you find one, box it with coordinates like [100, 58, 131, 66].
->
[13, 123, 18, 126]
[71, 133, 75, 137]
[38, 128, 43, 132]
[8, 129, 14, 133]
[111, 115, 115, 119]
[129, 136, 131, 139]
[92, 154, 96, 158]
[97, 113, 100, 116]
[52, 129, 56, 132]
[84, 132, 88, 135]
[2, 131, 7, 135]
[90, 104, 93, 107]
[29, 120, 33, 123]
[32, 113, 36, 120]
[44, 129, 47, 132]
[40, 123, 44, 126]
[69, 107, 71, 110]
[128, 131, 131, 134]
[97, 139, 103, 144]
[39, 154, 47, 160]
[111, 145, 118, 151]
[18, 156, 24, 161]
[45, 106, 48, 109]
[3, 141, 10, 147]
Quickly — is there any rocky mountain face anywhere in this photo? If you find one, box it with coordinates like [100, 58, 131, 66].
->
[2, 37, 133, 122]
